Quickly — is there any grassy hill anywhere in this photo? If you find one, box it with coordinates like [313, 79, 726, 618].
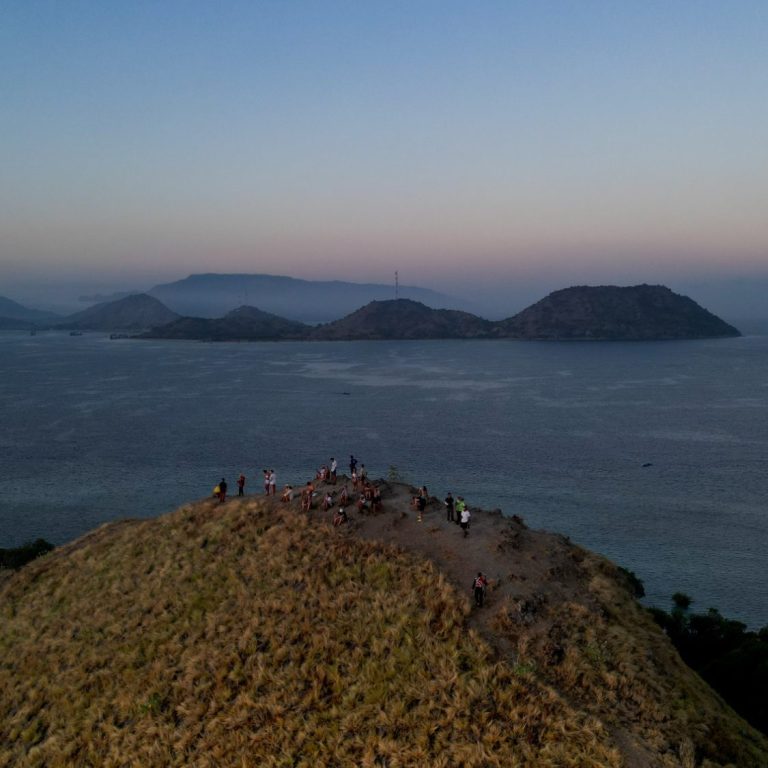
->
[2, 491, 766, 767]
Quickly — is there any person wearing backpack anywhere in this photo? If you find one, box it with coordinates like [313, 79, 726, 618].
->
[472, 572, 488, 607]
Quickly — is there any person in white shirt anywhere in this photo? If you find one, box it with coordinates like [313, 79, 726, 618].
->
[460, 507, 471, 537]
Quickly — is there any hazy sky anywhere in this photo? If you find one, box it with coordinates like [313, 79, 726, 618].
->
[2, 1, 767, 316]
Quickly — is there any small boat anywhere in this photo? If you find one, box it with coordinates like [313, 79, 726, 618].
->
[69, 330, 83, 336]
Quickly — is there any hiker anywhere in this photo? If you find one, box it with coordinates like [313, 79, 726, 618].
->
[472, 572, 488, 607]
[218, 478, 227, 503]
[445, 492, 455, 522]
[237, 474, 246, 497]
[460, 506, 471, 537]
[269, 469, 276, 496]
[330, 457, 337, 484]
[416, 492, 426, 522]
[455, 496, 466, 526]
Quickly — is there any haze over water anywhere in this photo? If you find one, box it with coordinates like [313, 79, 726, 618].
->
[1, 332, 766, 628]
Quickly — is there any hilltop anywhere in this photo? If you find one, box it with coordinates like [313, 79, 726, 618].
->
[498, 284, 741, 340]
[312, 299, 494, 340]
[2, 481, 766, 767]
[56, 293, 179, 332]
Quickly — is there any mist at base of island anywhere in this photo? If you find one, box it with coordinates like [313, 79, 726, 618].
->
[1, 332, 766, 628]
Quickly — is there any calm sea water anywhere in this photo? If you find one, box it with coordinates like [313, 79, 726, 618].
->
[1, 332, 767, 627]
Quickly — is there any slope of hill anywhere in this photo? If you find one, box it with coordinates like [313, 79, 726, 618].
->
[312, 298, 493, 339]
[1, 485, 766, 767]
[0, 296, 59, 323]
[148, 273, 457, 322]
[56, 293, 179, 331]
[498, 284, 740, 340]
[141, 305, 309, 340]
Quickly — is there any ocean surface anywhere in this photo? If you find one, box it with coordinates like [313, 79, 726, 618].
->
[1, 332, 767, 628]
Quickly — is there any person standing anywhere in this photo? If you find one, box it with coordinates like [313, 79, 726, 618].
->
[269, 469, 276, 496]
[472, 572, 488, 607]
[263, 469, 270, 495]
[444, 492, 455, 522]
[301, 481, 315, 512]
[330, 457, 337, 484]
[360, 464, 368, 483]
[455, 496, 466, 526]
[349, 455, 358, 476]
[219, 478, 228, 504]
[237, 474, 246, 497]
[460, 506, 471, 537]
[417, 492, 426, 522]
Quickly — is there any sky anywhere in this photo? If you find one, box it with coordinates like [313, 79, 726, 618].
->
[2, 1, 767, 319]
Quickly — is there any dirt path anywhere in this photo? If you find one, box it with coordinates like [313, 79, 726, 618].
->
[277, 476, 654, 768]
[287, 477, 598, 650]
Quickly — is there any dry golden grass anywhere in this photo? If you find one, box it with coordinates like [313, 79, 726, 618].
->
[1, 499, 623, 768]
[493, 550, 768, 768]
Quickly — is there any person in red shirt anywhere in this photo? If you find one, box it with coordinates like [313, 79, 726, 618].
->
[472, 572, 488, 607]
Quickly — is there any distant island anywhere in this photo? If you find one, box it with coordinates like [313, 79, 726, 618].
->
[1, 283, 741, 340]
[498, 284, 741, 340]
[140, 284, 740, 341]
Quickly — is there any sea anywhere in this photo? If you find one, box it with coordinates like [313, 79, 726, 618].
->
[1, 332, 766, 628]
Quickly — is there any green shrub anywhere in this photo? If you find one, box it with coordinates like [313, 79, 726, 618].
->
[0, 539, 54, 570]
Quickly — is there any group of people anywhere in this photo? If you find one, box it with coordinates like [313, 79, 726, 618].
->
[213, 460, 490, 607]
[213, 469, 274, 502]
[443, 492, 472, 536]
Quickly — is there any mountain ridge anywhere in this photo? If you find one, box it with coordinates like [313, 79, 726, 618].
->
[147, 272, 457, 322]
